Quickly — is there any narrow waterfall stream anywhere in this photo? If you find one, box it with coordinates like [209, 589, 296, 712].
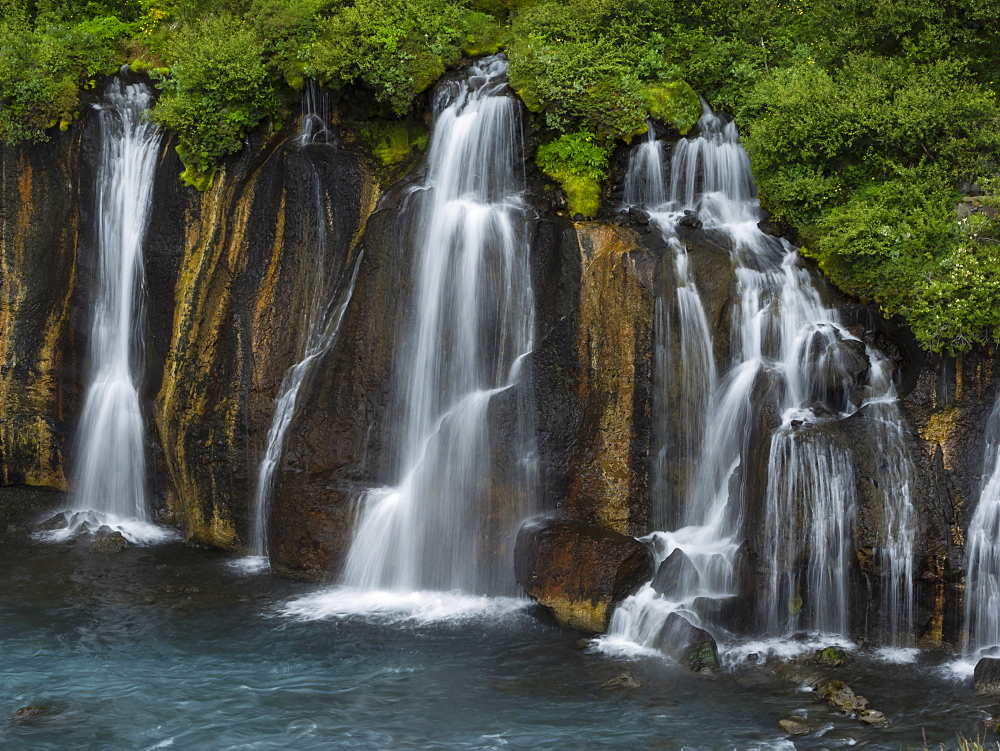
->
[337, 56, 535, 601]
[604, 107, 917, 655]
[965, 392, 1000, 653]
[243, 85, 355, 571]
[44, 77, 168, 544]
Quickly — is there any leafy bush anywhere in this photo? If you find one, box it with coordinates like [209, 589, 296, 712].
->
[151, 13, 280, 187]
[0, 11, 130, 141]
[536, 131, 609, 216]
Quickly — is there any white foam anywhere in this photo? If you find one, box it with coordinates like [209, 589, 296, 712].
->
[227, 556, 270, 574]
[589, 634, 672, 662]
[873, 646, 920, 664]
[722, 634, 856, 667]
[33, 510, 179, 545]
[279, 587, 531, 625]
[940, 657, 977, 680]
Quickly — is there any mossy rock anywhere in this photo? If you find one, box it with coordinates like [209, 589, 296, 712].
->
[645, 81, 701, 135]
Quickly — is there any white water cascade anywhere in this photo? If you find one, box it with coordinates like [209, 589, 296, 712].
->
[605, 107, 916, 654]
[340, 56, 535, 597]
[965, 392, 1000, 653]
[52, 77, 166, 543]
[244, 86, 352, 571]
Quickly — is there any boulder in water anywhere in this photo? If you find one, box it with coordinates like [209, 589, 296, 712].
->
[514, 517, 653, 633]
[778, 715, 820, 736]
[816, 680, 868, 713]
[650, 549, 698, 599]
[89, 530, 130, 554]
[653, 612, 720, 675]
[974, 657, 1000, 694]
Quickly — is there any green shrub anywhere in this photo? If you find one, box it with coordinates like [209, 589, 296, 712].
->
[536, 130, 609, 216]
[151, 13, 280, 186]
[645, 81, 700, 134]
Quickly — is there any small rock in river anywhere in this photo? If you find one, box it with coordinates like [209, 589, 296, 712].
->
[778, 715, 819, 736]
[858, 709, 890, 728]
[180, 585, 200, 595]
[602, 672, 641, 689]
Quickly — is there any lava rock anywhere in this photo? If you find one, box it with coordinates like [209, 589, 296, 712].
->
[653, 612, 720, 675]
[858, 709, 890, 727]
[779, 715, 820, 736]
[36, 513, 69, 531]
[602, 672, 641, 689]
[514, 517, 654, 633]
[678, 210, 703, 229]
[89, 530, 130, 554]
[650, 549, 698, 599]
[816, 680, 869, 713]
[628, 207, 650, 226]
[974, 657, 1000, 694]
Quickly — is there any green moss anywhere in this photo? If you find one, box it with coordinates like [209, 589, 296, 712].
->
[645, 81, 700, 134]
[351, 119, 428, 167]
[179, 160, 216, 192]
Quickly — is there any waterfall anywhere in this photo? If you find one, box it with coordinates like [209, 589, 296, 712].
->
[51, 77, 166, 543]
[341, 56, 535, 596]
[966, 392, 1000, 653]
[244, 85, 350, 570]
[607, 107, 917, 653]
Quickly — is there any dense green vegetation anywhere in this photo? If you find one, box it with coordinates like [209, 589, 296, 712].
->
[1, 0, 998, 352]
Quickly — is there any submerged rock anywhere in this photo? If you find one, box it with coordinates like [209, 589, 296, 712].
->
[602, 672, 641, 689]
[653, 612, 720, 675]
[778, 715, 820, 736]
[974, 657, 1000, 694]
[14, 705, 55, 723]
[514, 517, 653, 633]
[650, 549, 698, 599]
[89, 530, 130, 554]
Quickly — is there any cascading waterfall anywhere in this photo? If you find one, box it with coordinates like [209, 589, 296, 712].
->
[52, 77, 165, 542]
[341, 56, 535, 596]
[607, 106, 917, 654]
[245, 86, 352, 570]
[965, 392, 1000, 653]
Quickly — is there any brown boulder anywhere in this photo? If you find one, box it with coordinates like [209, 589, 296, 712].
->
[514, 517, 653, 632]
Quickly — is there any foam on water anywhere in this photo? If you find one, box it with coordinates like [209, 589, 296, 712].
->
[280, 588, 531, 624]
[722, 634, 856, 668]
[227, 556, 271, 575]
[873, 646, 920, 664]
[940, 658, 977, 681]
[33, 510, 179, 545]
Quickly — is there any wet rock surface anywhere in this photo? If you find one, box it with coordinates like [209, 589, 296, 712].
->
[514, 516, 653, 632]
[974, 657, 1000, 694]
[653, 612, 720, 675]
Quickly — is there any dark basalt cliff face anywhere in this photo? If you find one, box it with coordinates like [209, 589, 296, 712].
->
[1, 77, 998, 648]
